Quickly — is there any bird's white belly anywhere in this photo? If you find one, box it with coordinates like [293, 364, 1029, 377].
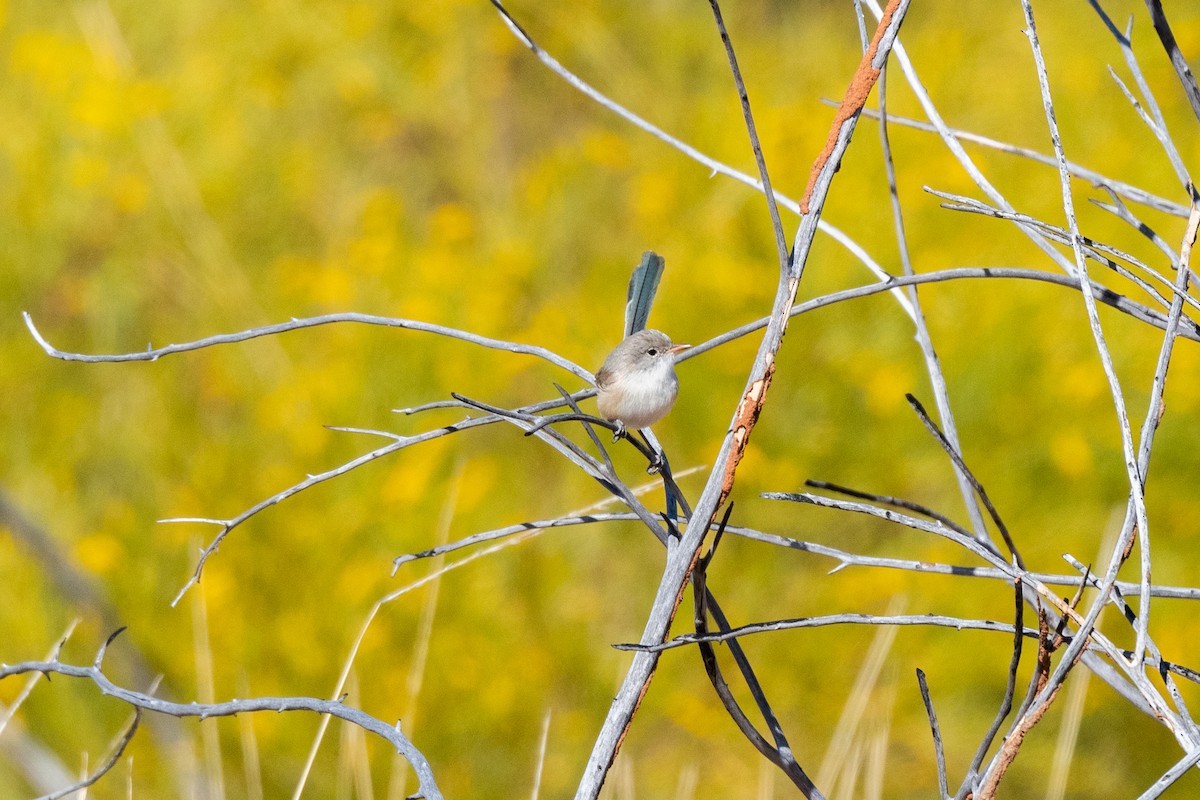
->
[598, 370, 679, 429]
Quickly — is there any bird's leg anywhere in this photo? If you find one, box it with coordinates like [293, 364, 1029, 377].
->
[638, 430, 664, 473]
[611, 420, 626, 443]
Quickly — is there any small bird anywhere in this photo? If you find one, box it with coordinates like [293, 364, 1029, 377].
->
[595, 329, 689, 435]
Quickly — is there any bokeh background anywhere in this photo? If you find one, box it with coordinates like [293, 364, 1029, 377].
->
[2, 0, 1199, 797]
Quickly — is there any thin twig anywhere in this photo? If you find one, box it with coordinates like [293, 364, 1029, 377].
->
[34, 710, 141, 800]
[394, 513, 636, 570]
[1088, 2, 1193, 187]
[805, 480, 971, 536]
[22, 311, 590, 382]
[964, 576, 1025, 785]
[686, 267, 1200, 365]
[0, 619, 78, 737]
[1135, 746, 1200, 800]
[1091, 186, 1183, 266]
[1142, 0, 1200, 123]
[1021, 0, 1152, 700]
[691, 506, 824, 797]
[616, 613, 1040, 652]
[915, 669, 949, 800]
[930, 189, 1200, 315]
[904, 394, 1021, 567]
[870, 26, 988, 537]
[449, 392, 672, 544]
[706, 0, 788, 273]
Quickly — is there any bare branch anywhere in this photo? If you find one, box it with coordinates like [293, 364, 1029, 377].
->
[577, 5, 913, 795]
[905, 394, 1021, 568]
[1142, 0, 1200, 123]
[1091, 186, 1185, 266]
[706, 0, 788, 273]
[1088, 1, 1193, 185]
[929, 189, 1200, 316]
[0, 657, 442, 800]
[964, 576, 1026, 786]
[805, 479, 970, 535]
[692, 505, 824, 798]
[872, 43, 988, 537]
[841, 102, 1188, 216]
[915, 669, 949, 800]
[1021, 0, 1153, 704]
[22, 310, 591, 383]
[1136, 746, 1200, 800]
[687, 267, 1200, 364]
[764, 491, 1009, 571]
[616, 613, 1038, 652]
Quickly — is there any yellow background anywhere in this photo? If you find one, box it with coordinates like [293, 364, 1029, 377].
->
[2, 1, 1199, 797]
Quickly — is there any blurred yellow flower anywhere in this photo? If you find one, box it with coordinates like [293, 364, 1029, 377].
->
[630, 169, 677, 228]
[335, 58, 377, 105]
[68, 151, 109, 188]
[111, 171, 148, 213]
[581, 129, 629, 169]
[10, 31, 81, 95]
[428, 201, 474, 245]
[75, 531, 122, 575]
[71, 79, 127, 132]
[865, 361, 912, 417]
[381, 455, 434, 507]
[1049, 428, 1093, 478]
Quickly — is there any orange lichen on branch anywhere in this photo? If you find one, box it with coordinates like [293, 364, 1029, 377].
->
[800, 0, 900, 214]
[718, 362, 775, 506]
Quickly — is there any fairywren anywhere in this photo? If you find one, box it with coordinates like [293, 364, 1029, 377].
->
[595, 329, 689, 433]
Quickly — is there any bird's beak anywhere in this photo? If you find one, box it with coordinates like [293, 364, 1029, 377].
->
[668, 343, 691, 355]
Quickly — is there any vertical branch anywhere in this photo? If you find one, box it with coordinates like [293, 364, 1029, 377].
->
[860, 0, 1077, 276]
[975, 610, 1062, 800]
[692, 506, 824, 797]
[873, 42, 989, 538]
[1128, 196, 1199, 656]
[706, 0, 789, 273]
[916, 669, 949, 800]
[1019, 0, 1152, 673]
[574, 3, 912, 797]
[962, 577, 1026, 785]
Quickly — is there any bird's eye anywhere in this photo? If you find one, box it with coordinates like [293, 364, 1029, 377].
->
[647, 348, 658, 357]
